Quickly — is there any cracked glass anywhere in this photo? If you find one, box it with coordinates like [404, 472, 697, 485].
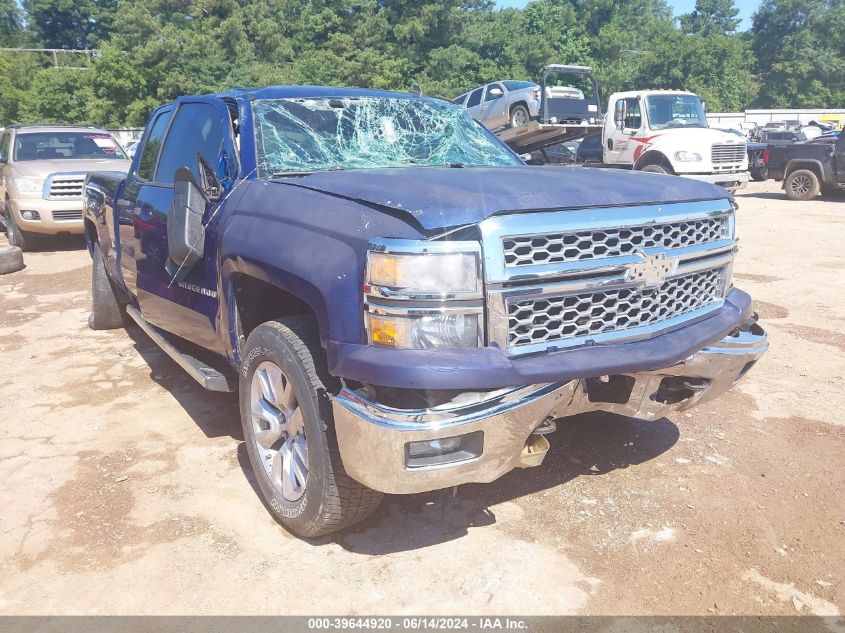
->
[252, 97, 520, 176]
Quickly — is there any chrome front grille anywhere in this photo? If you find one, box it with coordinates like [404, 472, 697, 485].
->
[47, 174, 86, 200]
[52, 210, 83, 221]
[711, 143, 745, 164]
[507, 267, 726, 348]
[502, 217, 729, 267]
[480, 200, 736, 356]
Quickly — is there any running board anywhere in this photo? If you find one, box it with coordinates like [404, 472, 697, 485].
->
[126, 305, 236, 392]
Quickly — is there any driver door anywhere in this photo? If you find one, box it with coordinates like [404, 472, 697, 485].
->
[478, 83, 508, 129]
[604, 97, 643, 165]
[125, 97, 238, 352]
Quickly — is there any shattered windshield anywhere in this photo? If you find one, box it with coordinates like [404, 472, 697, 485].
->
[646, 94, 708, 130]
[252, 97, 520, 176]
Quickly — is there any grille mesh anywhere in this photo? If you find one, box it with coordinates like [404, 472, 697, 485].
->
[52, 210, 83, 221]
[502, 217, 728, 267]
[48, 176, 86, 200]
[711, 144, 745, 164]
[507, 267, 726, 348]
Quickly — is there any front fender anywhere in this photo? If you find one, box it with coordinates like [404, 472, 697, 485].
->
[220, 182, 424, 361]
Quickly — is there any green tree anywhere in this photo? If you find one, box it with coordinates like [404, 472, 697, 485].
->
[23, 0, 118, 49]
[17, 68, 94, 123]
[752, 0, 845, 107]
[680, 0, 741, 36]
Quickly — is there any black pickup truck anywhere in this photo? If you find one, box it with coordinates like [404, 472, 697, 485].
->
[764, 133, 845, 200]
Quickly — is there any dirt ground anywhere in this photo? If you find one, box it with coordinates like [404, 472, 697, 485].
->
[0, 178, 843, 616]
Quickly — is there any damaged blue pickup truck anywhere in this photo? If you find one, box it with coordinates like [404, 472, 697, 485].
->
[83, 86, 768, 537]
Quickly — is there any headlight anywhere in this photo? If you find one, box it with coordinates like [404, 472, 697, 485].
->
[14, 177, 45, 195]
[367, 251, 479, 295]
[366, 311, 481, 350]
[365, 239, 483, 349]
[674, 151, 702, 162]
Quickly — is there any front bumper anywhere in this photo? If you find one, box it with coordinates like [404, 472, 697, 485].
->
[332, 317, 767, 494]
[9, 197, 84, 235]
[679, 171, 749, 190]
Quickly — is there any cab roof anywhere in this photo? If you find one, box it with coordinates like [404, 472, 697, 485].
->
[214, 85, 418, 102]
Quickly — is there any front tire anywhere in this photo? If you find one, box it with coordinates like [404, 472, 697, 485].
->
[88, 241, 125, 330]
[239, 317, 382, 537]
[784, 169, 820, 201]
[639, 163, 669, 175]
[4, 200, 35, 252]
[510, 104, 530, 128]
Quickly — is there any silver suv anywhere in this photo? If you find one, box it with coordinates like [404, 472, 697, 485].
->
[0, 125, 130, 250]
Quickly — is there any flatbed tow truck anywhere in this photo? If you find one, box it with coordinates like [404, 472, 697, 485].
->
[494, 65, 603, 154]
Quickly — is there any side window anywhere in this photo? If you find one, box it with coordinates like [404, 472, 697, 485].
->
[451, 94, 467, 105]
[0, 132, 10, 162]
[137, 110, 173, 180]
[624, 98, 642, 129]
[155, 102, 227, 184]
[484, 84, 504, 102]
[466, 88, 483, 109]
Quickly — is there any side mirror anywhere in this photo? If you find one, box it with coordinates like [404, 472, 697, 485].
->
[489, 87, 504, 98]
[615, 120, 624, 130]
[165, 166, 207, 280]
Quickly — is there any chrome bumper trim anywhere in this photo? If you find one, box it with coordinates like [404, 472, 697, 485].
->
[332, 318, 767, 494]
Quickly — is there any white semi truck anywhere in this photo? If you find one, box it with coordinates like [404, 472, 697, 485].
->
[601, 89, 748, 191]
[497, 84, 749, 192]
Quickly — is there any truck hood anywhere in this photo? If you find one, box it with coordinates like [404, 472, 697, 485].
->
[274, 166, 730, 232]
[11, 158, 131, 179]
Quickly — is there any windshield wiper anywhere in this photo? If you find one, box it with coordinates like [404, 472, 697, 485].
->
[270, 165, 346, 178]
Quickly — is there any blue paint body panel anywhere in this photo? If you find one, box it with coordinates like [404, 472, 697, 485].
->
[85, 86, 748, 392]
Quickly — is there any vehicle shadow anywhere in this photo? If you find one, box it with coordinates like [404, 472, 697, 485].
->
[29, 234, 87, 252]
[123, 322, 243, 441]
[735, 191, 785, 201]
[336, 412, 679, 555]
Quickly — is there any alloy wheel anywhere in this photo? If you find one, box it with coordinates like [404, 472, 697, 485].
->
[249, 360, 309, 502]
[790, 174, 811, 196]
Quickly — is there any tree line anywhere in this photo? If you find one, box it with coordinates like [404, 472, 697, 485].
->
[0, 0, 843, 128]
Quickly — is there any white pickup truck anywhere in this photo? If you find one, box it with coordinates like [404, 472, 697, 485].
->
[601, 90, 749, 191]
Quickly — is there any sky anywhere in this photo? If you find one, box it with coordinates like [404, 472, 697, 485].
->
[495, 0, 761, 31]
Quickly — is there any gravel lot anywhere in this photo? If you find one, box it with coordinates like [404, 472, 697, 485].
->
[0, 178, 843, 616]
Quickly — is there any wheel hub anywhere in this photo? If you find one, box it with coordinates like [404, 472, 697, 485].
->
[791, 175, 810, 195]
[250, 361, 309, 502]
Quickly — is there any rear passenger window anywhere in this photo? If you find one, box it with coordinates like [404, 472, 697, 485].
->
[466, 88, 483, 108]
[155, 102, 227, 184]
[137, 110, 172, 180]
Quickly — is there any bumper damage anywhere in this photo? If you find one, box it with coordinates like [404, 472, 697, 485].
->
[332, 317, 767, 494]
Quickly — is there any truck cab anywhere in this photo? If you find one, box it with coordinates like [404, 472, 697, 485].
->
[602, 90, 749, 191]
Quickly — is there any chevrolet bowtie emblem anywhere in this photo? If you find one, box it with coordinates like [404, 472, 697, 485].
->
[626, 252, 678, 287]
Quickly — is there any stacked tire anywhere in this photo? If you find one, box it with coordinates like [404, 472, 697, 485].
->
[0, 245, 24, 275]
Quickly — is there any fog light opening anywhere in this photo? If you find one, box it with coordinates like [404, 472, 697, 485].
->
[585, 374, 636, 404]
[405, 431, 483, 469]
[653, 376, 710, 405]
[21, 210, 41, 221]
